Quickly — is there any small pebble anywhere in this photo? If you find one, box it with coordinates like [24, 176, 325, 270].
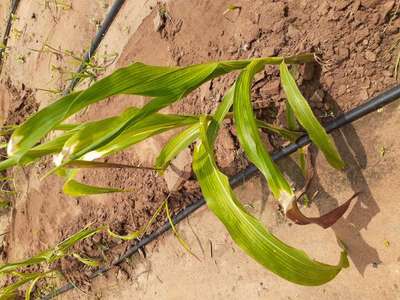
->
[365, 50, 377, 62]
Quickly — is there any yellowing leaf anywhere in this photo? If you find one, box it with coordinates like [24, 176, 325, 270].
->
[193, 117, 349, 286]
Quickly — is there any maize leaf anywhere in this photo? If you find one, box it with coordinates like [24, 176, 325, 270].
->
[279, 62, 345, 169]
[8, 55, 312, 162]
[192, 117, 349, 286]
[155, 123, 200, 174]
[155, 85, 235, 172]
[0, 272, 44, 299]
[107, 198, 166, 240]
[0, 255, 50, 275]
[63, 179, 126, 197]
[24, 271, 56, 300]
[0, 226, 101, 275]
[233, 60, 294, 210]
[64, 160, 157, 170]
[255, 119, 303, 142]
[72, 253, 100, 267]
[165, 200, 199, 260]
[79, 109, 198, 162]
[52, 226, 102, 260]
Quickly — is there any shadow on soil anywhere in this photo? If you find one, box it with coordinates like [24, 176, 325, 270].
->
[296, 63, 381, 274]
[319, 94, 381, 274]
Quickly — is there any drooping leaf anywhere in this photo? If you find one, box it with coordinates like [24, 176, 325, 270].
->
[8, 55, 313, 162]
[63, 179, 126, 197]
[55, 110, 136, 166]
[0, 256, 50, 275]
[0, 227, 101, 276]
[25, 274, 42, 300]
[79, 109, 198, 162]
[192, 117, 349, 286]
[72, 253, 100, 267]
[107, 199, 166, 240]
[155, 123, 200, 173]
[64, 160, 158, 170]
[0, 272, 45, 299]
[24, 271, 57, 300]
[165, 200, 199, 260]
[107, 228, 141, 241]
[287, 193, 359, 229]
[280, 62, 345, 169]
[233, 60, 294, 211]
[7, 62, 236, 160]
[52, 226, 103, 260]
[18, 128, 80, 166]
[255, 119, 303, 142]
[155, 85, 235, 173]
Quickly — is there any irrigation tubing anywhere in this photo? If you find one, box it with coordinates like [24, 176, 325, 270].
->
[0, 0, 125, 87]
[63, 0, 126, 95]
[0, 0, 21, 72]
[41, 85, 400, 299]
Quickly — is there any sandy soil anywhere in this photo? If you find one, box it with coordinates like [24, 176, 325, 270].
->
[0, 0, 400, 299]
[73, 101, 400, 300]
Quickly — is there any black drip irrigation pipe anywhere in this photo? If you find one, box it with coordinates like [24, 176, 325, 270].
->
[0, 0, 125, 87]
[63, 0, 126, 95]
[0, 0, 21, 72]
[41, 85, 400, 299]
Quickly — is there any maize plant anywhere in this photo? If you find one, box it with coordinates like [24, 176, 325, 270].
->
[0, 53, 351, 289]
[0, 198, 185, 298]
[0, 226, 100, 299]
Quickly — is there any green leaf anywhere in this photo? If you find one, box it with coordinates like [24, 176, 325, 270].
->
[72, 253, 100, 267]
[0, 256, 49, 275]
[286, 99, 299, 131]
[279, 62, 345, 169]
[52, 226, 103, 261]
[155, 85, 235, 173]
[107, 228, 140, 241]
[155, 123, 200, 173]
[165, 200, 199, 260]
[24, 271, 57, 300]
[0, 272, 45, 299]
[64, 160, 158, 170]
[107, 198, 166, 240]
[255, 119, 303, 142]
[79, 109, 198, 162]
[63, 179, 126, 197]
[208, 85, 235, 141]
[0, 200, 11, 209]
[0, 227, 101, 276]
[192, 117, 349, 286]
[7, 61, 240, 160]
[8, 55, 313, 162]
[7, 90, 83, 159]
[0, 157, 18, 171]
[54, 123, 79, 131]
[19, 128, 80, 165]
[233, 60, 294, 210]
